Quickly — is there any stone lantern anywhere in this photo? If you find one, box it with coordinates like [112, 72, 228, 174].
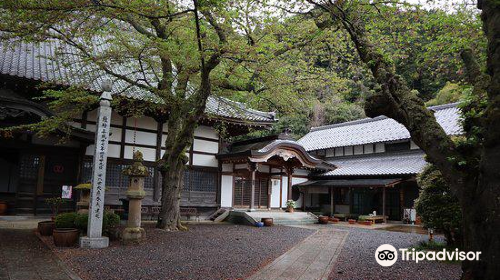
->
[122, 150, 150, 243]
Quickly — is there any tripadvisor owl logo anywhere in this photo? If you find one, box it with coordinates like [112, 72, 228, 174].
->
[375, 244, 482, 266]
[375, 244, 398, 267]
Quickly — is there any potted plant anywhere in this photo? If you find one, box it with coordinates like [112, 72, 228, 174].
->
[75, 183, 91, 213]
[53, 212, 79, 247]
[318, 216, 329, 224]
[0, 200, 7, 215]
[286, 200, 295, 213]
[38, 197, 65, 236]
[45, 197, 66, 220]
[328, 217, 340, 223]
[261, 218, 274, 226]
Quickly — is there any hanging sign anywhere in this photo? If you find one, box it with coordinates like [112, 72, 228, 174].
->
[61, 185, 72, 199]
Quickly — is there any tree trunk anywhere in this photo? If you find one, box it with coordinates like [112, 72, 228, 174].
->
[157, 156, 187, 231]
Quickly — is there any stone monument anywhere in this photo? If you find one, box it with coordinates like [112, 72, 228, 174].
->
[80, 80, 113, 249]
[122, 150, 149, 243]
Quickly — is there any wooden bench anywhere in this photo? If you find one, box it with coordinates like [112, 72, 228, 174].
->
[360, 215, 387, 224]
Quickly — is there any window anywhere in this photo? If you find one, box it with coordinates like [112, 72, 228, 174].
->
[184, 169, 218, 193]
[385, 141, 410, 152]
[81, 160, 155, 189]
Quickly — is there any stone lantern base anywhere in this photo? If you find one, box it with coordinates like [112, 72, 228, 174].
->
[122, 227, 146, 244]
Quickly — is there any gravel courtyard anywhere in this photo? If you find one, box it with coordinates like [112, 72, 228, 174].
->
[48, 224, 315, 280]
[328, 225, 462, 280]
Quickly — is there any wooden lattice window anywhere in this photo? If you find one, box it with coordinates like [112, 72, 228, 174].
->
[184, 169, 217, 193]
[19, 154, 39, 179]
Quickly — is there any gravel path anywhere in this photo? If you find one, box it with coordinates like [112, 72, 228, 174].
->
[51, 224, 315, 280]
[328, 225, 461, 280]
[0, 228, 74, 280]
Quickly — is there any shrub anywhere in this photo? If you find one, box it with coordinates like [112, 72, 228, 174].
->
[74, 213, 89, 231]
[415, 164, 462, 248]
[73, 212, 120, 233]
[55, 212, 78, 228]
[103, 212, 120, 229]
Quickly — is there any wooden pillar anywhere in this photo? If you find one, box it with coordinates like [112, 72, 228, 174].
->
[302, 189, 306, 211]
[286, 166, 293, 201]
[382, 186, 387, 223]
[279, 169, 283, 209]
[249, 163, 257, 211]
[399, 186, 404, 220]
[330, 188, 335, 217]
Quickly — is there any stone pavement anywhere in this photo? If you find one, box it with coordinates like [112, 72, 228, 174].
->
[247, 225, 348, 280]
[0, 217, 79, 280]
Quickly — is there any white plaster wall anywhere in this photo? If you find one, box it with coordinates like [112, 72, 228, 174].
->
[126, 116, 157, 130]
[281, 176, 289, 207]
[375, 143, 385, 153]
[192, 154, 218, 167]
[344, 146, 354, 156]
[221, 175, 233, 207]
[194, 125, 218, 139]
[193, 139, 218, 153]
[292, 177, 308, 208]
[125, 130, 156, 146]
[354, 145, 363, 155]
[234, 163, 247, 170]
[364, 144, 374, 154]
[258, 164, 270, 173]
[326, 148, 334, 157]
[125, 146, 156, 161]
[270, 178, 282, 208]
[410, 140, 420, 150]
[334, 147, 343, 156]
[108, 144, 121, 158]
[222, 163, 233, 172]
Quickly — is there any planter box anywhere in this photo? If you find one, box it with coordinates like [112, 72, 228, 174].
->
[261, 218, 274, 227]
[318, 216, 329, 224]
[53, 228, 79, 247]
[38, 221, 55, 236]
[348, 219, 356, 224]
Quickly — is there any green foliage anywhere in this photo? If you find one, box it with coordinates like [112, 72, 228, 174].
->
[103, 212, 121, 229]
[55, 212, 78, 229]
[73, 212, 120, 233]
[426, 83, 469, 106]
[45, 197, 68, 216]
[74, 213, 89, 231]
[415, 164, 462, 247]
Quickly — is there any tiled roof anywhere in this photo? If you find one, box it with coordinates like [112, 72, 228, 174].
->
[298, 103, 462, 151]
[318, 150, 427, 177]
[0, 37, 276, 124]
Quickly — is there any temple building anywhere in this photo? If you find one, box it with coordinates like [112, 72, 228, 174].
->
[295, 103, 462, 221]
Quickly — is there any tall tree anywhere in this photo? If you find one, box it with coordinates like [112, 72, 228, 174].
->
[296, 0, 499, 278]
[0, 0, 240, 231]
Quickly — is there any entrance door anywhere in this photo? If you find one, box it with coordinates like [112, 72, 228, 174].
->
[15, 150, 79, 214]
[233, 177, 270, 208]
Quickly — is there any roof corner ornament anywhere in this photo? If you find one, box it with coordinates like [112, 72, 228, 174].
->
[276, 150, 295, 162]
